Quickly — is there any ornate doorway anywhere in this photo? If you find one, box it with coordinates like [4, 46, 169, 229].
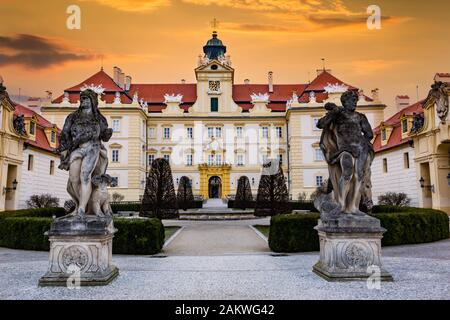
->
[208, 176, 222, 199]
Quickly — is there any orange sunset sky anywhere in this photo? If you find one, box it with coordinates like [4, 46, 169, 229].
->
[0, 0, 449, 116]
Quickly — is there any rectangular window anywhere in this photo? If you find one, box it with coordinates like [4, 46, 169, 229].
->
[262, 127, 269, 139]
[186, 154, 193, 166]
[28, 154, 33, 171]
[316, 176, 324, 187]
[49, 160, 55, 175]
[236, 127, 243, 138]
[112, 150, 119, 163]
[163, 154, 170, 163]
[186, 127, 193, 139]
[148, 154, 155, 166]
[276, 126, 283, 138]
[208, 127, 214, 138]
[313, 118, 321, 131]
[208, 154, 214, 166]
[215, 127, 222, 138]
[237, 154, 244, 166]
[402, 119, 408, 133]
[210, 97, 219, 112]
[51, 131, 56, 143]
[278, 154, 283, 165]
[29, 122, 35, 135]
[163, 127, 170, 139]
[216, 154, 222, 165]
[315, 148, 324, 161]
[381, 128, 387, 141]
[404, 152, 410, 169]
[112, 119, 120, 132]
[148, 127, 156, 139]
[383, 158, 388, 173]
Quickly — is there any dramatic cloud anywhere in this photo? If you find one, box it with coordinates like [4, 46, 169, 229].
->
[183, 0, 406, 33]
[0, 34, 97, 69]
[80, 0, 171, 12]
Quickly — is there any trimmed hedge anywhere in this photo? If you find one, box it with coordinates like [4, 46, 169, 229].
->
[0, 217, 52, 251]
[228, 200, 318, 212]
[268, 213, 320, 252]
[0, 207, 66, 218]
[372, 210, 449, 246]
[111, 200, 203, 213]
[0, 215, 165, 255]
[268, 208, 449, 253]
[112, 218, 164, 254]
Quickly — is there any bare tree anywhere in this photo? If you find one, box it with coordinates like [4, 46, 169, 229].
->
[254, 160, 291, 216]
[140, 158, 179, 219]
[26, 194, 60, 209]
[378, 192, 411, 207]
[111, 192, 125, 203]
[235, 176, 253, 210]
[177, 176, 194, 211]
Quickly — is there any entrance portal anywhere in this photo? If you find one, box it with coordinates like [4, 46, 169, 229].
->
[208, 176, 222, 199]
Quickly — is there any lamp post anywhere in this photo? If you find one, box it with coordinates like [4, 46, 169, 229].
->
[3, 179, 18, 194]
[419, 177, 434, 193]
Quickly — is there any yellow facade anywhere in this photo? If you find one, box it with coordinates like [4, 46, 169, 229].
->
[0, 85, 25, 211]
[412, 84, 450, 214]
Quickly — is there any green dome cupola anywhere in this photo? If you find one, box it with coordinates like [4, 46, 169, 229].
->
[203, 31, 227, 60]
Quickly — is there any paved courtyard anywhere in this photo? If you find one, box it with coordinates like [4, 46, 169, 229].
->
[0, 218, 449, 300]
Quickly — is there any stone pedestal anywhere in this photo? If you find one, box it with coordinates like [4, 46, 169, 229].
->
[313, 214, 393, 282]
[39, 216, 119, 287]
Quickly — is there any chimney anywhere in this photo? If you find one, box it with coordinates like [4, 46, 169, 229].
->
[118, 71, 125, 90]
[268, 71, 274, 93]
[434, 73, 450, 83]
[244, 79, 250, 85]
[113, 66, 121, 85]
[125, 76, 132, 91]
[395, 95, 410, 111]
[181, 79, 186, 84]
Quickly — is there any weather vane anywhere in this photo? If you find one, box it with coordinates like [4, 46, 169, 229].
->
[210, 18, 220, 32]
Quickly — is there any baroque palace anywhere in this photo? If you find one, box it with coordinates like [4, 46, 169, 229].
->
[40, 31, 386, 202]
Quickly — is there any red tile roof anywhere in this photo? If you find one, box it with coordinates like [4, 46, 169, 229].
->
[373, 100, 424, 153]
[14, 104, 60, 153]
[305, 70, 357, 91]
[51, 69, 371, 113]
[129, 84, 197, 103]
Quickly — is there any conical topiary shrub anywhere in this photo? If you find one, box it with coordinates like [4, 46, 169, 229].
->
[177, 176, 194, 211]
[234, 176, 253, 210]
[254, 159, 291, 217]
[140, 158, 179, 219]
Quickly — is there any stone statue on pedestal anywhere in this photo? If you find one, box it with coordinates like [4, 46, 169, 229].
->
[316, 91, 374, 216]
[312, 90, 392, 282]
[39, 88, 118, 287]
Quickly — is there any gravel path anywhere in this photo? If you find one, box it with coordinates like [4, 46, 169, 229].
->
[163, 223, 270, 256]
[0, 218, 448, 300]
[0, 247, 449, 300]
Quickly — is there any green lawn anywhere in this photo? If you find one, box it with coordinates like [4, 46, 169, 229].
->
[254, 225, 270, 238]
[164, 226, 181, 241]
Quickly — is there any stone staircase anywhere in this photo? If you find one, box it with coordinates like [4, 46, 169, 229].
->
[179, 199, 256, 220]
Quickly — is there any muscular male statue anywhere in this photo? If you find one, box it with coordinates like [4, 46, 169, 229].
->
[317, 90, 374, 215]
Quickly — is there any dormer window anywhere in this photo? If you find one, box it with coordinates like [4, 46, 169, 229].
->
[29, 121, 35, 135]
[381, 128, 387, 141]
[402, 119, 408, 133]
